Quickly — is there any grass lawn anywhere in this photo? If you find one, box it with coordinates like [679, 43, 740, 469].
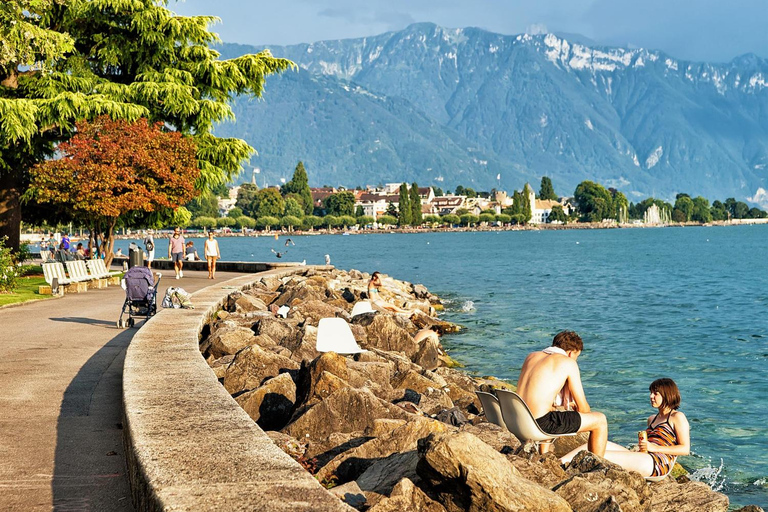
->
[0, 266, 54, 308]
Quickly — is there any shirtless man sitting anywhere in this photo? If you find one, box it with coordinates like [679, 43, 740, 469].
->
[516, 330, 607, 456]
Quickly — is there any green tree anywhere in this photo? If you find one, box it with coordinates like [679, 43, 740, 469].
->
[280, 215, 302, 231]
[386, 202, 398, 217]
[235, 216, 256, 229]
[324, 191, 355, 216]
[323, 215, 339, 228]
[521, 184, 533, 223]
[187, 191, 219, 219]
[236, 184, 260, 217]
[302, 215, 322, 231]
[423, 215, 441, 226]
[674, 196, 694, 222]
[190, 216, 216, 229]
[227, 207, 244, 219]
[378, 215, 397, 226]
[256, 216, 279, 231]
[547, 204, 567, 223]
[281, 161, 313, 215]
[724, 198, 737, 218]
[691, 197, 712, 223]
[356, 215, 374, 226]
[747, 207, 767, 218]
[1, 0, 293, 251]
[211, 183, 229, 198]
[710, 200, 729, 221]
[432, 187, 443, 196]
[454, 208, 470, 216]
[216, 216, 236, 228]
[338, 215, 357, 228]
[495, 213, 511, 224]
[573, 181, 613, 222]
[734, 201, 749, 219]
[398, 183, 411, 226]
[254, 188, 285, 218]
[539, 177, 557, 200]
[355, 205, 365, 217]
[283, 197, 304, 218]
[479, 213, 496, 224]
[612, 190, 629, 223]
[460, 214, 479, 226]
[409, 182, 423, 226]
[443, 214, 460, 226]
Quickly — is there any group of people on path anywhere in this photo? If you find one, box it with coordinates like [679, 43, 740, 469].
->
[163, 227, 221, 280]
[517, 330, 690, 478]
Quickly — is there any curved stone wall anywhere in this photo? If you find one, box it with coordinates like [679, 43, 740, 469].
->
[122, 267, 352, 511]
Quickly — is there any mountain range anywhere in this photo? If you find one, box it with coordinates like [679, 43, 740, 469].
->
[214, 23, 768, 205]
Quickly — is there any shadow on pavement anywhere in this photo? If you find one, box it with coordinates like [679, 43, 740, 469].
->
[52, 329, 136, 511]
[50, 317, 118, 328]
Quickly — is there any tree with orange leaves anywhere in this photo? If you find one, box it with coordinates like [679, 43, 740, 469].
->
[26, 116, 199, 266]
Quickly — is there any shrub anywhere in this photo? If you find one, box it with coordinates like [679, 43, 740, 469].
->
[216, 216, 236, 228]
[235, 216, 256, 229]
[338, 215, 357, 228]
[496, 213, 511, 224]
[280, 215, 302, 229]
[323, 215, 339, 228]
[460, 214, 479, 226]
[191, 216, 217, 229]
[443, 214, 460, 226]
[256, 216, 280, 230]
[377, 215, 397, 226]
[356, 215, 374, 226]
[0, 238, 22, 293]
[302, 215, 322, 230]
[479, 213, 496, 224]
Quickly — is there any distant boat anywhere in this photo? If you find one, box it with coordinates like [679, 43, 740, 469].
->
[342, 232, 350, 236]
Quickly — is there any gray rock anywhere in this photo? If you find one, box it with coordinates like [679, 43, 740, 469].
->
[416, 431, 572, 512]
[222, 344, 300, 394]
[235, 372, 297, 431]
[367, 478, 446, 512]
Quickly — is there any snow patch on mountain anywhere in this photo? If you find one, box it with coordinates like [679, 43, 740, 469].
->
[646, 146, 664, 169]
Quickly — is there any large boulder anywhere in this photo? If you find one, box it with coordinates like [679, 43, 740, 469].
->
[648, 478, 729, 512]
[293, 299, 346, 326]
[367, 478, 446, 512]
[363, 315, 419, 357]
[412, 336, 442, 370]
[235, 294, 268, 313]
[284, 387, 412, 442]
[556, 451, 652, 512]
[294, 352, 350, 408]
[316, 417, 450, 485]
[416, 431, 572, 512]
[276, 280, 328, 306]
[204, 327, 255, 359]
[458, 423, 521, 453]
[222, 344, 300, 395]
[235, 372, 297, 431]
[347, 360, 394, 398]
[254, 317, 302, 350]
[355, 451, 420, 496]
[506, 453, 567, 488]
[290, 325, 322, 363]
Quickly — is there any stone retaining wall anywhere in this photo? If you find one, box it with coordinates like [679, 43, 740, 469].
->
[122, 265, 352, 511]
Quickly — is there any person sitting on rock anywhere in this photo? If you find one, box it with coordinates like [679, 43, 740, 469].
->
[516, 330, 608, 456]
[366, 271, 432, 319]
[560, 378, 690, 478]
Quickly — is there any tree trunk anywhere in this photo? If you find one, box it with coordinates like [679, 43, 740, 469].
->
[0, 173, 22, 253]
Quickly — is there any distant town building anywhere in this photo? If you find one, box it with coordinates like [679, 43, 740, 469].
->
[526, 186, 572, 224]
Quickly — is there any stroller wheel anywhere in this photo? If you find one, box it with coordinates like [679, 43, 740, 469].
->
[127, 318, 135, 328]
[117, 319, 124, 329]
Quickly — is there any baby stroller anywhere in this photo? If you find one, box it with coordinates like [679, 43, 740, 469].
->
[118, 266, 161, 328]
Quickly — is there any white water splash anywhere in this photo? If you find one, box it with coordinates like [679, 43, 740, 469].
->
[461, 300, 475, 312]
[690, 459, 726, 491]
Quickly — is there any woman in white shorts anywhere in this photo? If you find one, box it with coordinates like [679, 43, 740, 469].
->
[204, 231, 221, 279]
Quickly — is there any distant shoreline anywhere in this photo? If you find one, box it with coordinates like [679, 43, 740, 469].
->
[24, 217, 768, 244]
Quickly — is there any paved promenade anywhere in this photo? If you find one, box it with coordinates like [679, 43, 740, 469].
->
[0, 269, 250, 511]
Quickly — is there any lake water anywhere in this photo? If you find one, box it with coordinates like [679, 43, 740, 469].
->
[112, 226, 768, 508]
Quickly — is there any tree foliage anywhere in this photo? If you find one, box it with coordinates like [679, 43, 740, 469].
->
[187, 191, 219, 219]
[547, 204, 567, 223]
[324, 191, 355, 217]
[574, 181, 614, 222]
[253, 188, 285, 218]
[26, 116, 199, 266]
[281, 161, 313, 215]
[398, 183, 411, 226]
[409, 182, 422, 226]
[1, 0, 293, 251]
[235, 183, 260, 217]
[539, 176, 557, 201]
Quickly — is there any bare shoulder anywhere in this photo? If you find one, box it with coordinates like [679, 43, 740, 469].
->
[670, 410, 689, 426]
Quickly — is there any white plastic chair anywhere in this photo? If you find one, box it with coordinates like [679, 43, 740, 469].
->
[475, 391, 507, 430]
[350, 301, 375, 317]
[495, 389, 576, 450]
[316, 317, 366, 354]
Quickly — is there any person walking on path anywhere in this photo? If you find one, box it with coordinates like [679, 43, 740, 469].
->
[144, 232, 155, 266]
[204, 231, 221, 279]
[168, 227, 185, 279]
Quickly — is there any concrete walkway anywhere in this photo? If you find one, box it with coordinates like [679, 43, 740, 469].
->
[0, 269, 250, 512]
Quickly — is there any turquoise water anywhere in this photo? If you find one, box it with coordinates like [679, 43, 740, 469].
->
[113, 226, 768, 508]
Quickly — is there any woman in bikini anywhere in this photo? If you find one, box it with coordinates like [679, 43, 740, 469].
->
[368, 272, 409, 314]
[561, 377, 690, 478]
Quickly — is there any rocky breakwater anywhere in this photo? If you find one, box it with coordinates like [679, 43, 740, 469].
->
[199, 268, 756, 512]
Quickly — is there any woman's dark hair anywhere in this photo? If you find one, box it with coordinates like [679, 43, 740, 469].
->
[650, 378, 681, 411]
[371, 271, 381, 280]
[552, 330, 583, 352]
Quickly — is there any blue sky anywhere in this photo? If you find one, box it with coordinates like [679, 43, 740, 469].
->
[169, 0, 768, 62]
